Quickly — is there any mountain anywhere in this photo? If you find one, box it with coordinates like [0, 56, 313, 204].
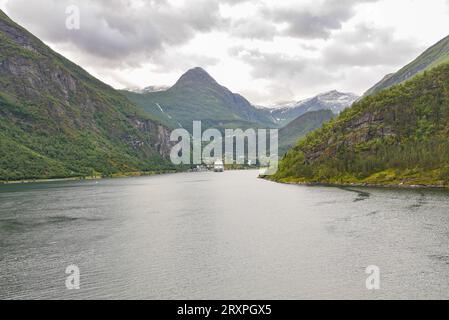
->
[0, 10, 173, 181]
[279, 110, 334, 155]
[123, 67, 276, 131]
[264, 91, 358, 126]
[271, 62, 449, 187]
[124, 76, 356, 158]
[365, 35, 449, 96]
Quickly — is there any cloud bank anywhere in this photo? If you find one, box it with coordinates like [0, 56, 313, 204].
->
[3, 0, 448, 104]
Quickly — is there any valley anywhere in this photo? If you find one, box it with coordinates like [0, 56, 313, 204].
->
[1, 8, 449, 188]
[2, 1, 449, 302]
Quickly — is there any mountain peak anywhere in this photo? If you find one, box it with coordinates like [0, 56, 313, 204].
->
[317, 90, 357, 99]
[320, 90, 340, 96]
[172, 67, 219, 89]
[187, 66, 208, 75]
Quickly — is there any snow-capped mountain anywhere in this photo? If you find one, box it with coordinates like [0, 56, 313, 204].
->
[266, 90, 359, 125]
[125, 85, 171, 94]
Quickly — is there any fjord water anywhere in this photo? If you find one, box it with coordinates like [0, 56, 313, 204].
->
[1, 171, 449, 300]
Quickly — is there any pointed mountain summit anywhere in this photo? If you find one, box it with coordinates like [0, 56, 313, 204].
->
[172, 67, 220, 89]
[124, 67, 275, 130]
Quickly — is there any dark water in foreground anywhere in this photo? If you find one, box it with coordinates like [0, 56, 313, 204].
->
[1, 170, 449, 300]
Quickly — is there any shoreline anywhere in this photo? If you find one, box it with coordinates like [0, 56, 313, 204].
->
[262, 177, 449, 190]
[0, 170, 181, 185]
[6, 171, 447, 190]
[0, 168, 256, 185]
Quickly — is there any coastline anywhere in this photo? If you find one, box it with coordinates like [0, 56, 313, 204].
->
[261, 176, 449, 190]
[5, 169, 448, 190]
[0, 169, 181, 185]
[0, 167, 254, 185]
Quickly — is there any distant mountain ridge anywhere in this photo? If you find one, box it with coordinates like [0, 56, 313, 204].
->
[125, 76, 358, 132]
[124, 72, 358, 160]
[279, 110, 334, 155]
[263, 90, 359, 126]
[365, 34, 449, 96]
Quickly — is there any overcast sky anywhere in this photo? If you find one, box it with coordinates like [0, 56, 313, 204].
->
[1, 0, 449, 105]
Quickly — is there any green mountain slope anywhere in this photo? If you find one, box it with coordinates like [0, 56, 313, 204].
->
[0, 10, 173, 181]
[279, 110, 334, 155]
[365, 35, 449, 96]
[123, 67, 276, 131]
[272, 63, 449, 187]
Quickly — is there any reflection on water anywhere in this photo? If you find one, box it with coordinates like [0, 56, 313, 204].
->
[1, 171, 449, 300]
[338, 187, 371, 202]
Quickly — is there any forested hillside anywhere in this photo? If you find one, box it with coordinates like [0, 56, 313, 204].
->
[272, 63, 449, 187]
[0, 10, 173, 181]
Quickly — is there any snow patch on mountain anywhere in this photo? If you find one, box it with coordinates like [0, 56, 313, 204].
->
[126, 85, 170, 94]
[265, 90, 359, 125]
[272, 91, 359, 114]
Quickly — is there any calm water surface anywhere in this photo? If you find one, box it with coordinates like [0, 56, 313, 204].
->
[1, 170, 449, 299]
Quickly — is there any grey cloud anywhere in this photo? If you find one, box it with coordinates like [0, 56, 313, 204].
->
[230, 23, 422, 84]
[220, 0, 253, 5]
[231, 48, 308, 79]
[224, 0, 380, 41]
[230, 47, 340, 100]
[5, 0, 382, 67]
[260, 0, 380, 39]
[150, 52, 220, 74]
[241, 84, 296, 106]
[230, 17, 277, 40]
[3, 0, 429, 104]
[6, 0, 224, 68]
[322, 24, 423, 67]
[229, 21, 421, 102]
